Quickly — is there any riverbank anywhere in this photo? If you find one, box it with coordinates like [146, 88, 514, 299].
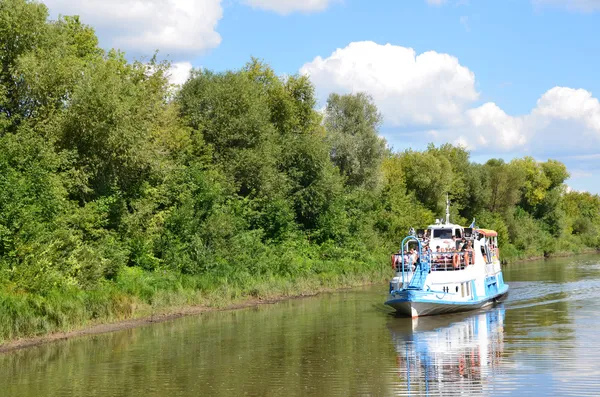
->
[2, 248, 600, 354]
[0, 263, 390, 353]
[0, 291, 327, 354]
[501, 247, 600, 264]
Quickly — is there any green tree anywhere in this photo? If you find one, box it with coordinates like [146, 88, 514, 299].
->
[324, 93, 387, 190]
[54, 52, 171, 201]
[400, 150, 453, 214]
[483, 159, 524, 214]
[14, 15, 102, 123]
[0, 0, 48, 128]
[542, 159, 570, 189]
[512, 156, 551, 210]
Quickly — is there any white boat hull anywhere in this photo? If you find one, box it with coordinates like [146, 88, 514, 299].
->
[386, 288, 509, 318]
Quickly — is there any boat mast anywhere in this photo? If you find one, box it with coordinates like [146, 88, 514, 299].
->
[445, 193, 450, 225]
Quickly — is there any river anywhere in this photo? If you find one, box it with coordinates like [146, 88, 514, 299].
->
[2, 255, 600, 396]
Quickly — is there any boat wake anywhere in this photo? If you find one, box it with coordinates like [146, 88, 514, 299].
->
[502, 279, 600, 310]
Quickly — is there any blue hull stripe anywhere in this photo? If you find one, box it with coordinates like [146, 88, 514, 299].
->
[386, 284, 508, 306]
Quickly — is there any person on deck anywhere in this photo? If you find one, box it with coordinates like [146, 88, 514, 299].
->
[409, 248, 418, 270]
[466, 241, 474, 265]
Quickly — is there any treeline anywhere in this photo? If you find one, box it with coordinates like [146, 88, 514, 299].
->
[1, 0, 599, 340]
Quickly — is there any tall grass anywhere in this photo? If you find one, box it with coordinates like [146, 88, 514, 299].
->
[0, 249, 390, 344]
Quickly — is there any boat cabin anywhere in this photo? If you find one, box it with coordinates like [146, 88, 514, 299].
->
[395, 223, 499, 272]
[476, 228, 499, 263]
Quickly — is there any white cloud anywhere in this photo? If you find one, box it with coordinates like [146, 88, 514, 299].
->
[533, 87, 600, 131]
[426, 0, 448, 5]
[533, 0, 600, 12]
[243, 0, 336, 14]
[440, 87, 600, 153]
[167, 62, 194, 86]
[465, 103, 527, 149]
[44, 0, 223, 58]
[300, 41, 478, 127]
[301, 41, 600, 155]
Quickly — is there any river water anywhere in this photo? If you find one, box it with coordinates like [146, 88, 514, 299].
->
[2, 255, 600, 396]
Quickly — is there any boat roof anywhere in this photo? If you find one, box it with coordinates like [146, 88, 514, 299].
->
[476, 228, 498, 237]
[426, 223, 463, 229]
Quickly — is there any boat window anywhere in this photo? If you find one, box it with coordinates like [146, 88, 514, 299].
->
[433, 229, 453, 239]
[455, 229, 462, 238]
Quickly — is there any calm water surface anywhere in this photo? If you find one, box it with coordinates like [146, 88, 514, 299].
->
[2, 255, 600, 396]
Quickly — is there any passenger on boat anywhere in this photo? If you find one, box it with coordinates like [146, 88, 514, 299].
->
[409, 248, 418, 271]
[431, 246, 441, 270]
[452, 248, 460, 270]
[466, 241, 474, 265]
[480, 245, 486, 260]
[440, 248, 451, 270]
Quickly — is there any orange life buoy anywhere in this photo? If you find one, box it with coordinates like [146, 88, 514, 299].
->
[464, 251, 470, 266]
[391, 255, 396, 270]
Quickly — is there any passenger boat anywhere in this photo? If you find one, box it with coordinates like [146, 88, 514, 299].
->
[385, 197, 509, 317]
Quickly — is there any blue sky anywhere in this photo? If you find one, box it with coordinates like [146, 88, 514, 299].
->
[44, 0, 600, 192]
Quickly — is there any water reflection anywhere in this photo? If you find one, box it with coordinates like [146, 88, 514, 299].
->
[388, 308, 506, 396]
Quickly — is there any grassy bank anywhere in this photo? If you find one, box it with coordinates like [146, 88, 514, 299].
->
[3, 245, 600, 349]
[0, 252, 390, 345]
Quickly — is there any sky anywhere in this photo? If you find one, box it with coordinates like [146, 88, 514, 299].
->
[42, 0, 600, 193]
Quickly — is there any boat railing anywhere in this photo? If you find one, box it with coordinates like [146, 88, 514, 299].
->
[393, 250, 474, 275]
[429, 251, 474, 272]
[393, 236, 429, 288]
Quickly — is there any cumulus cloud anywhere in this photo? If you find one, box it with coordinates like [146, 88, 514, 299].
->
[167, 62, 194, 87]
[428, 87, 600, 153]
[243, 0, 337, 14]
[534, 87, 600, 131]
[300, 41, 478, 127]
[465, 103, 527, 149]
[44, 0, 223, 58]
[533, 0, 600, 12]
[301, 41, 600, 155]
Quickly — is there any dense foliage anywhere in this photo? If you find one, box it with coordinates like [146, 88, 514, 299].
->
[0, 0, 598, 341]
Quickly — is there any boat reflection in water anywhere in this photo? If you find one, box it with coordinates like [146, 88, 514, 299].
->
[388, 307, 505, 395]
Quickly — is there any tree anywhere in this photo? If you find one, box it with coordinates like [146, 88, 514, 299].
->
[512, 156, 551, 210]
[400, 150, 453, 214]
[55, 52, 171, 201]
[14, 15, 103, 123]
[0, 0, 49, 128]
[484, 159, 524, 214]
[324, 93, 387, 190]
[542, 159, 569, 189]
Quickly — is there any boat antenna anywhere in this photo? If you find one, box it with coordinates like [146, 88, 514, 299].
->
[445, 193, 450, 224]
